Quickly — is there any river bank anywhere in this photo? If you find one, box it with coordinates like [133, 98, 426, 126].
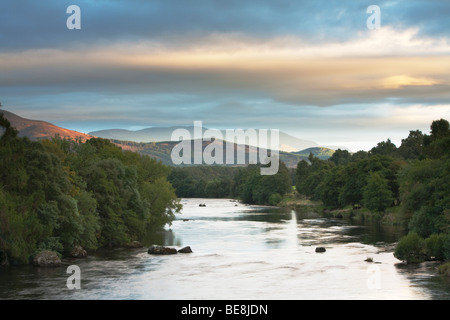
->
[1, 198, 449, 300]
[278, 191, 408, 227]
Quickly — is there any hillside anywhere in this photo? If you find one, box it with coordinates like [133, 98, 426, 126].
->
[0, 110, 92, 142]
[90, 127, 318, 152]
[0, 110, 333, 167]
[293, 147, 335, 160]
[113, 139, 307, 168]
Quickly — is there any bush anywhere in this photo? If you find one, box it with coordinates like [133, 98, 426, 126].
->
[425, 234, 446, 261]
[268, 193, 282, 206]
[394, 232, 427, 263]
[438, 262, 450, 277]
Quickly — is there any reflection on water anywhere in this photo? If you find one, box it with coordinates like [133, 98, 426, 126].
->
[0, 198, 449, 300]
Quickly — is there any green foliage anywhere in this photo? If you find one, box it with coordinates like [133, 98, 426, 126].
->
[328, 149, 351, 166]
[394, 232, 427, 263]
[232, 161, 291, 205]
[168, 166, 238, 198]
[399, 159, 449, 237]
[0, 114, 180, 264]
[320, 166, 345, 208]
[425, 234, 447, 261]
[268, 193, 283, 206]
[394, 232, 450, 263]
[398, 130, 424, 160]
[294, 117, 450, 259]
[363, 172, 394, 213]
[369, 139, 398, 157]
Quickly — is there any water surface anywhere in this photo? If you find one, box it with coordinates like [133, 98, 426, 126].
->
[1, 198, 449, 300]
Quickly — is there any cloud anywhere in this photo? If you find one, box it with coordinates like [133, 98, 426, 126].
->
[2, 0, 450, 51]
[1, 0, 449, 151]
[1, 27, 449, 108]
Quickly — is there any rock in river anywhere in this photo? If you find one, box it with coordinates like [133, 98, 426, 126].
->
[71, 245, 87, 258]
[315, 247, 326, 253]
[148, 245, 178, 255]
[33, 250, 62, 267]
[126, 241, 143, 248]
[178, 246, 193, 253]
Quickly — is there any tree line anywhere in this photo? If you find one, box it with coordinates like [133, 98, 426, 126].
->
[295, 119, 449, 263]
[168, 161, 292, 206]
[0, 114, 181, 265]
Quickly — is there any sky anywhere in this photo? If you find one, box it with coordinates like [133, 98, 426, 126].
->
[0, 0, 449, 151]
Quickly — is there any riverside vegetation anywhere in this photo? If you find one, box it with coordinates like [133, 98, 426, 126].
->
[168, 119, 450, 269]
[295, 119, 450, 268]
[0, 114, 181, 265]
[1, 114, 449, 271]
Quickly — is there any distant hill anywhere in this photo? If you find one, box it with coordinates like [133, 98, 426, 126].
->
[0, 110, 337, 167]
[113, 139, 307, 168]
[90, 127, 318, 152]
[293, 147, 335, 160]
[0, 110, 92, 142]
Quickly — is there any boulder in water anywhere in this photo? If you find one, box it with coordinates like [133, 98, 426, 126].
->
[147, 245, 178, 255]
[71, 245, 87, 258]
[178, 246, 193, 253]
[33, 250, 62, 267]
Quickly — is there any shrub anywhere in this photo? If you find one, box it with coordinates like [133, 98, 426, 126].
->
[425, 234, 446, 261]
[394, 232, 427, 263]
[438, 262, 450, 277]
[268, 193, 282, 206]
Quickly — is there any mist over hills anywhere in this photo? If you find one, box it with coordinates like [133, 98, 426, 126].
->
[1, 110, 337, 167]
[89, 126, 319, 153]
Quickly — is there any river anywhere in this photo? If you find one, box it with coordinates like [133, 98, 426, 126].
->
[0, 198, 449, 300]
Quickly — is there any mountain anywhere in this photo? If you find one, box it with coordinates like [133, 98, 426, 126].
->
[112, 139, 307, 168]
[0, 110, 336, 167]
[90, 127, 318, 152]
[293, 147, 336, 160]
[0, 110, 92, 142]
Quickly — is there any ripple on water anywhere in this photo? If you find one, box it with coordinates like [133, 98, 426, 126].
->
[0, 198, 448, 300]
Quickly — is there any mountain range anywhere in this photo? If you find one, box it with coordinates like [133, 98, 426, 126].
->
[89, 127, 319, 153]
[0, 110, 337, 167]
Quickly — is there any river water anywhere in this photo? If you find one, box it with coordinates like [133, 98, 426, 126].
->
[0, 198, 449, 300]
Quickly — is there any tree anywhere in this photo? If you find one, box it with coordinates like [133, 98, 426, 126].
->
[394, 232, 427, 263]
[320, 166, 345, 208]
[329, 149, 351, 166]
[430, 119, 450, 141]
[398, 158, 449, 237]
[363, 171, 393, 212]
[351, 150, 369, 162]
[295, 160, 310, 195]
[424, 119, 450, 159]
[339, 162, 365, 206]
[398, 130, 424, 160]
[369, 139, 398, 157]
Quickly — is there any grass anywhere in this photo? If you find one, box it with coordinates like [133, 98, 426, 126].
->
[278, 191, 322, 208]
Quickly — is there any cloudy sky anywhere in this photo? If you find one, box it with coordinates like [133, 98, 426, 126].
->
[1, 0, 449, 151]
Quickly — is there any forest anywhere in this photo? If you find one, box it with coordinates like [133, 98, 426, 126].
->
[0, 114, 181, 265]
[168, 162, 292, 206]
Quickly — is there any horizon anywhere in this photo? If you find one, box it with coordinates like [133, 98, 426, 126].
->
[0, 106, 444, 153]
[1, 1, 449, 152]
